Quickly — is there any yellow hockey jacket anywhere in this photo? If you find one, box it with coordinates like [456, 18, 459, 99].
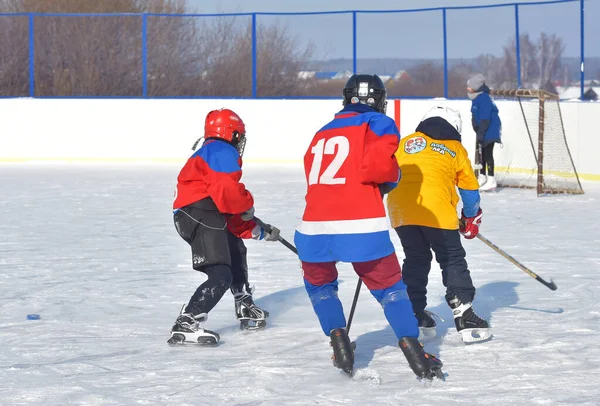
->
[387, 117, 480, 230]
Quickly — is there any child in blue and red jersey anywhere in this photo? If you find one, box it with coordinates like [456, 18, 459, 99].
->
[294, 74, 443, 380]
[168, 108, 280, 346]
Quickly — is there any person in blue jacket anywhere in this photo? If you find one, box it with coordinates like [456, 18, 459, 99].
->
[467, 74, 502, 191]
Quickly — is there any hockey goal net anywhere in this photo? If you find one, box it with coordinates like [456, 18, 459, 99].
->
[488, 89, 583, 195]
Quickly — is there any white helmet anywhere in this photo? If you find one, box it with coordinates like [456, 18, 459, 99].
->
[421, 105, 462, 133]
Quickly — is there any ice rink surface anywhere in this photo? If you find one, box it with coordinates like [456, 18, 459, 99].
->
[1, 164, 599, 405]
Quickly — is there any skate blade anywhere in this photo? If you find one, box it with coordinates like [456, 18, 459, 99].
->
[418, 326, 437, 342]
[167, 333, 220, 347]
[460, 328, 492, 344]
[420, 368, 445, 382]
[240, 319, 267, 331]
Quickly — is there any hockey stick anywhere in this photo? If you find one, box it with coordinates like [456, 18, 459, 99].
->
[461, 221, 557, 290]
[253, 217, 298, 254]
[254, 216, 364, 331]
[345, 279, 362, 335]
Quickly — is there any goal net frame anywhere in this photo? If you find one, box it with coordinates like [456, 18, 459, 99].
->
[489, 88, 584, 195]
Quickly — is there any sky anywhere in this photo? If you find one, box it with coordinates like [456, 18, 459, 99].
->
[1, 164, 599, 405]
[185, 0, 600, 60]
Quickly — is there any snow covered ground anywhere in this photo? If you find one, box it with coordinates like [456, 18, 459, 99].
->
[1, 164, 599, 406]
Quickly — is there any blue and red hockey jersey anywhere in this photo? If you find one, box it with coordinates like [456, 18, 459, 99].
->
[173, 138, 256, 238]
[294, 103, 401, 263]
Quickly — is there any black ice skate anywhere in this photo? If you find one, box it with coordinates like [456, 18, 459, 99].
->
[398, 337, 444, 380]
[447, 296, 492, 344]
[233, 287, 269, 331]
[167, 310, 220, 346]
[329, 328, 355, 375]
[415, 310, 439, 342]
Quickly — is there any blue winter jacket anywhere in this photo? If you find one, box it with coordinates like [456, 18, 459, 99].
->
[471, 87, 502, 147]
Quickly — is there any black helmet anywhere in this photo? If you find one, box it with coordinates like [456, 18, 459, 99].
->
[342, 74, 388, 114]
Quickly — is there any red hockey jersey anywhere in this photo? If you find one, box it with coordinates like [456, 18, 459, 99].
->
[173, 138, 255, 238]
[294, 103, 401, 263]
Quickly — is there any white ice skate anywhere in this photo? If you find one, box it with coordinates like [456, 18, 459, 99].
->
[167, 308, 220, 346]
[448, 297, 492, 344]
[479, 176, 497, 192]
[233, 289, 269, 331]
[477, 174, 488, 187]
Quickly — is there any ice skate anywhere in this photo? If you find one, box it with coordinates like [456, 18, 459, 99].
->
[167, 310, 220, 346]
[479, 175, 497, 192]
[329, 328, 355, 375]
[477, 174, 487, 187]
[415, 310, 439, 342]
[447, 296, 492, 343]
[233, 287, 269, 331]
[398, 337, 444, 380]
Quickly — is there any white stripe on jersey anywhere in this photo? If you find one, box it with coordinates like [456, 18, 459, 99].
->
[296, 217, 390, 235]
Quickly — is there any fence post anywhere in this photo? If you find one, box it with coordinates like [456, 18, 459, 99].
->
[580, 0, 585, 100]
[515, 5, 521, 88]
[142, 13, 148, 98]
[252, 13, 257, 98]
[28, 13, 35, 97]
[352, 11, 357, 74]
[442, 8, 448, 99]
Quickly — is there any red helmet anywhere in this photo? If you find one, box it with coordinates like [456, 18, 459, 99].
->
[204, 108, 246, 143]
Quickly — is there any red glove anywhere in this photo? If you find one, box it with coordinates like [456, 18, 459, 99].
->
[460, 208, 483, 239]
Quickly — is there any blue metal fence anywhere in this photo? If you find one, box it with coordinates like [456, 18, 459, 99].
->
[0, 0, 595, 99]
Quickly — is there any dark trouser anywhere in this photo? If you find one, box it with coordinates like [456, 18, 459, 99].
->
[481, 143, 495, 176]
[395, 225, 475, 313]
[174, 198, 249, 316]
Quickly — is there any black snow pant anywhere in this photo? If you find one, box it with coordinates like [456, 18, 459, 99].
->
[395, 225, 476, 314]
[173, 198, 250, 316]
[481, 143, 495, 176]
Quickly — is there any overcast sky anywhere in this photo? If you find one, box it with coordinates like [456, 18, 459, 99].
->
[184, 0, 599, 60]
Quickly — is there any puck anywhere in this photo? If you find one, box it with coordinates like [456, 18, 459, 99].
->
[26, 314, 40, 320]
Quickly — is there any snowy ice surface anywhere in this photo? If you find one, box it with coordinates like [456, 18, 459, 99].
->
[1, 164, 599, 406]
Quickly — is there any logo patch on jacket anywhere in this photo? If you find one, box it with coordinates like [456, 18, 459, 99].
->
[430, 142, 456, 157]
[404, 136, 427, 154]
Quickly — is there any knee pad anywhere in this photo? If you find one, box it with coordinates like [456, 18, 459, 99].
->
[380, 288, 410, 308]
[304, 280, 339, 307]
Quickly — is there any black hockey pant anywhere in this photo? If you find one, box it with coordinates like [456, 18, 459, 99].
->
[174, 201, 249, 316]
[395, 225, 476, 313]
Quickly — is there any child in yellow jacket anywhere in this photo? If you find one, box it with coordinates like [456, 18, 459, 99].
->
[387, 105, 491, 344]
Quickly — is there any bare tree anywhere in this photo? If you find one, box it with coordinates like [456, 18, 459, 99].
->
[447, 61, 477, 98]
[537, 33, 565, 90]
[476, 33, 564, 91]
[0, 0, 315, 97]
[387, 62, 444, 97]
[0, 16, 29, 96]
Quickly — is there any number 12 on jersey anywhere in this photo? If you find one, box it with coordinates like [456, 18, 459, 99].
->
[307, 136, 350, 185]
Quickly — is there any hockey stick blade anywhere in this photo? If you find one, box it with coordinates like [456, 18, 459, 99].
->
[461, 220, 558, 291]
[253, 217, 298, 255]
[537, 277, 557, 291]
[475, 232, 557, 291]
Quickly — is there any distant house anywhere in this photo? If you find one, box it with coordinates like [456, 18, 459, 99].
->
[557, 86, 599, 100]
[297, 71, 316, 80]
[332, 71, 353, 80]
[315, 71, 338, 80]
[394, 70, 411, 81]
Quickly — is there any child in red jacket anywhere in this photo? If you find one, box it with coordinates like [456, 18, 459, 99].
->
[169, 108, 279, 346]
